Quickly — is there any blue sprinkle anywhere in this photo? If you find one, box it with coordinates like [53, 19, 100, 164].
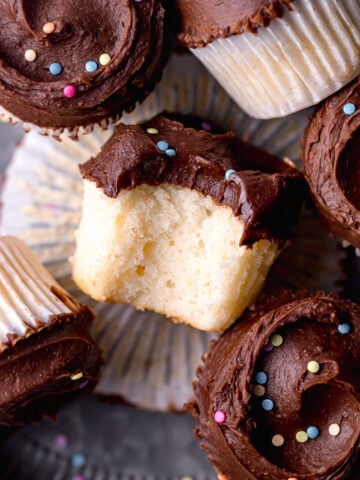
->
[85, 60, 98, 73]
[71, 452, 87, 468]
[157, 140, 169, 152]
[165, 148, 176, 157]
[261, 398, 274, 411]
[49, 62, 63, 76]
[307, 426, 319, 439]
[225, 169, 236, 181]
[343, 103, 356, 115]
[255, 371, 268, 385]
[338, 322, 351, 334]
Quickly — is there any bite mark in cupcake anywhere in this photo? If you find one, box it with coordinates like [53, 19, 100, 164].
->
[72, 113, 305, 332]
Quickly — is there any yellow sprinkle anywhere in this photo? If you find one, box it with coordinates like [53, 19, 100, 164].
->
[295, 431, 308, 443]
[43, 22, 56, 34]
[180, 477, 193, 480]
[70, 372, 84, 381]
[146, 128, 159, 135]
[99, 53, 111, 66]
[307, 360, 320, 374]
[0, 114, 11, 123]
[253, 385, 266, 397]
[272, 434, 285, 447]
[271, 334, 284, 347]
[329, 423, 340, 436]
[24, 49, 37, 62]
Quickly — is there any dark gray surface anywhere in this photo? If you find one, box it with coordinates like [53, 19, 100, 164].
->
[0, 123, 216, 480]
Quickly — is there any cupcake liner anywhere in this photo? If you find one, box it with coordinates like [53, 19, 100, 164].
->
[0, 53, 345, 412]
[0, 236, 85, 351]
[192, 0, 360, 119]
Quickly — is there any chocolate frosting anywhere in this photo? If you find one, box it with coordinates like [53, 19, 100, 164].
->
[192, 290, 360, 480]
[0, 0, 167, 129]
[80, 114, 305, 246]
[171, 0, 294, 48]
[0, 309, 102, 426]
[303, 76, 360, 248]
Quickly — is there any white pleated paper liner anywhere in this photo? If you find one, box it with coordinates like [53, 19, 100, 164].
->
[0, 53, 345, 412]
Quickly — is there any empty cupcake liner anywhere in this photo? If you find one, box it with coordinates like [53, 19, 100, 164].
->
[0, 53, 346, 412]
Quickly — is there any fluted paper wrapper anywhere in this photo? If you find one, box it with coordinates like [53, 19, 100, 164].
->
[0, 54, 345, 412]
[0, 236, 83, 350]
[192, 0, 360, 119]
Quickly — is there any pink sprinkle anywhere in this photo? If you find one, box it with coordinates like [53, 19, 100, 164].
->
[214, 410, 226, 423]
[72, 476, 85, 480]
[55, 434, 69, 449]
[63, 84, 76, 98]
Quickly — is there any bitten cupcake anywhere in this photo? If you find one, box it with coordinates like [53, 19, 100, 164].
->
[192, 290, 360, 480]
[72, 113, 305, 332]
[0, 236, 102, 426]
[173, 0, 360, 119]
[303, 76, 360, 249]
[0, 0, 167, 136]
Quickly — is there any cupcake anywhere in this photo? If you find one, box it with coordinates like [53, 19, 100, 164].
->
[72, 113, 305, 332]
[192, 290, 360, 480]
[0, 236, 102, 426]
[173, 0, 360, 119]
[303, 75, 360, 249]
[0, 0, 167, 137]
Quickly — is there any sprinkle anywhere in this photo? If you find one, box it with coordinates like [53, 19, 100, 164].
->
[270, 334, 284, 347]
[72, 476, 85, 480]
[338, 322, 351, 334]
[70, 372, 84, 381]
[43, 22, 56, 34]
[329, 423, 340, 436]
[307, 360, 320, 374]
[272, 434, 285, 447]
[295, 431, 308, 443]
[146, 128, 158, 135]
[157, 140, 169, 152]
[225, 169, 236, 181]
[261, 398, 274, 411]
[71, 452, 87, 468]
[180, 477, 193, 480]
[99, 53, 111, 66]
[307, 426, 319, 439]
[214, 410, 226, 423]
[49, 62, 63, 76]
[343, 103, 356, 115]
[63, 84, 76, 98]
[264, 343, 274, 352]
[165, 148, 176, 157]
[85, 60, 98, 73]
[253, 385, 266, 397]
[288, 478, 298, 480]
[24, 49, 37, 62]
[255, 371, 268, 385]
[55, 434, 69, 449]
[79, 380, 89, 389]
[201, 121, 212, 131]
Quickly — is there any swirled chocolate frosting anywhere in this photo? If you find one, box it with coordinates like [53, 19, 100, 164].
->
[303, 76, 360, 248]
[80, 114, 305, 246]
[0, 0, 167, 130]
[170, 0, 294, 48]
[192, 290, 360, 480]
[0, 310, 102, 427]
